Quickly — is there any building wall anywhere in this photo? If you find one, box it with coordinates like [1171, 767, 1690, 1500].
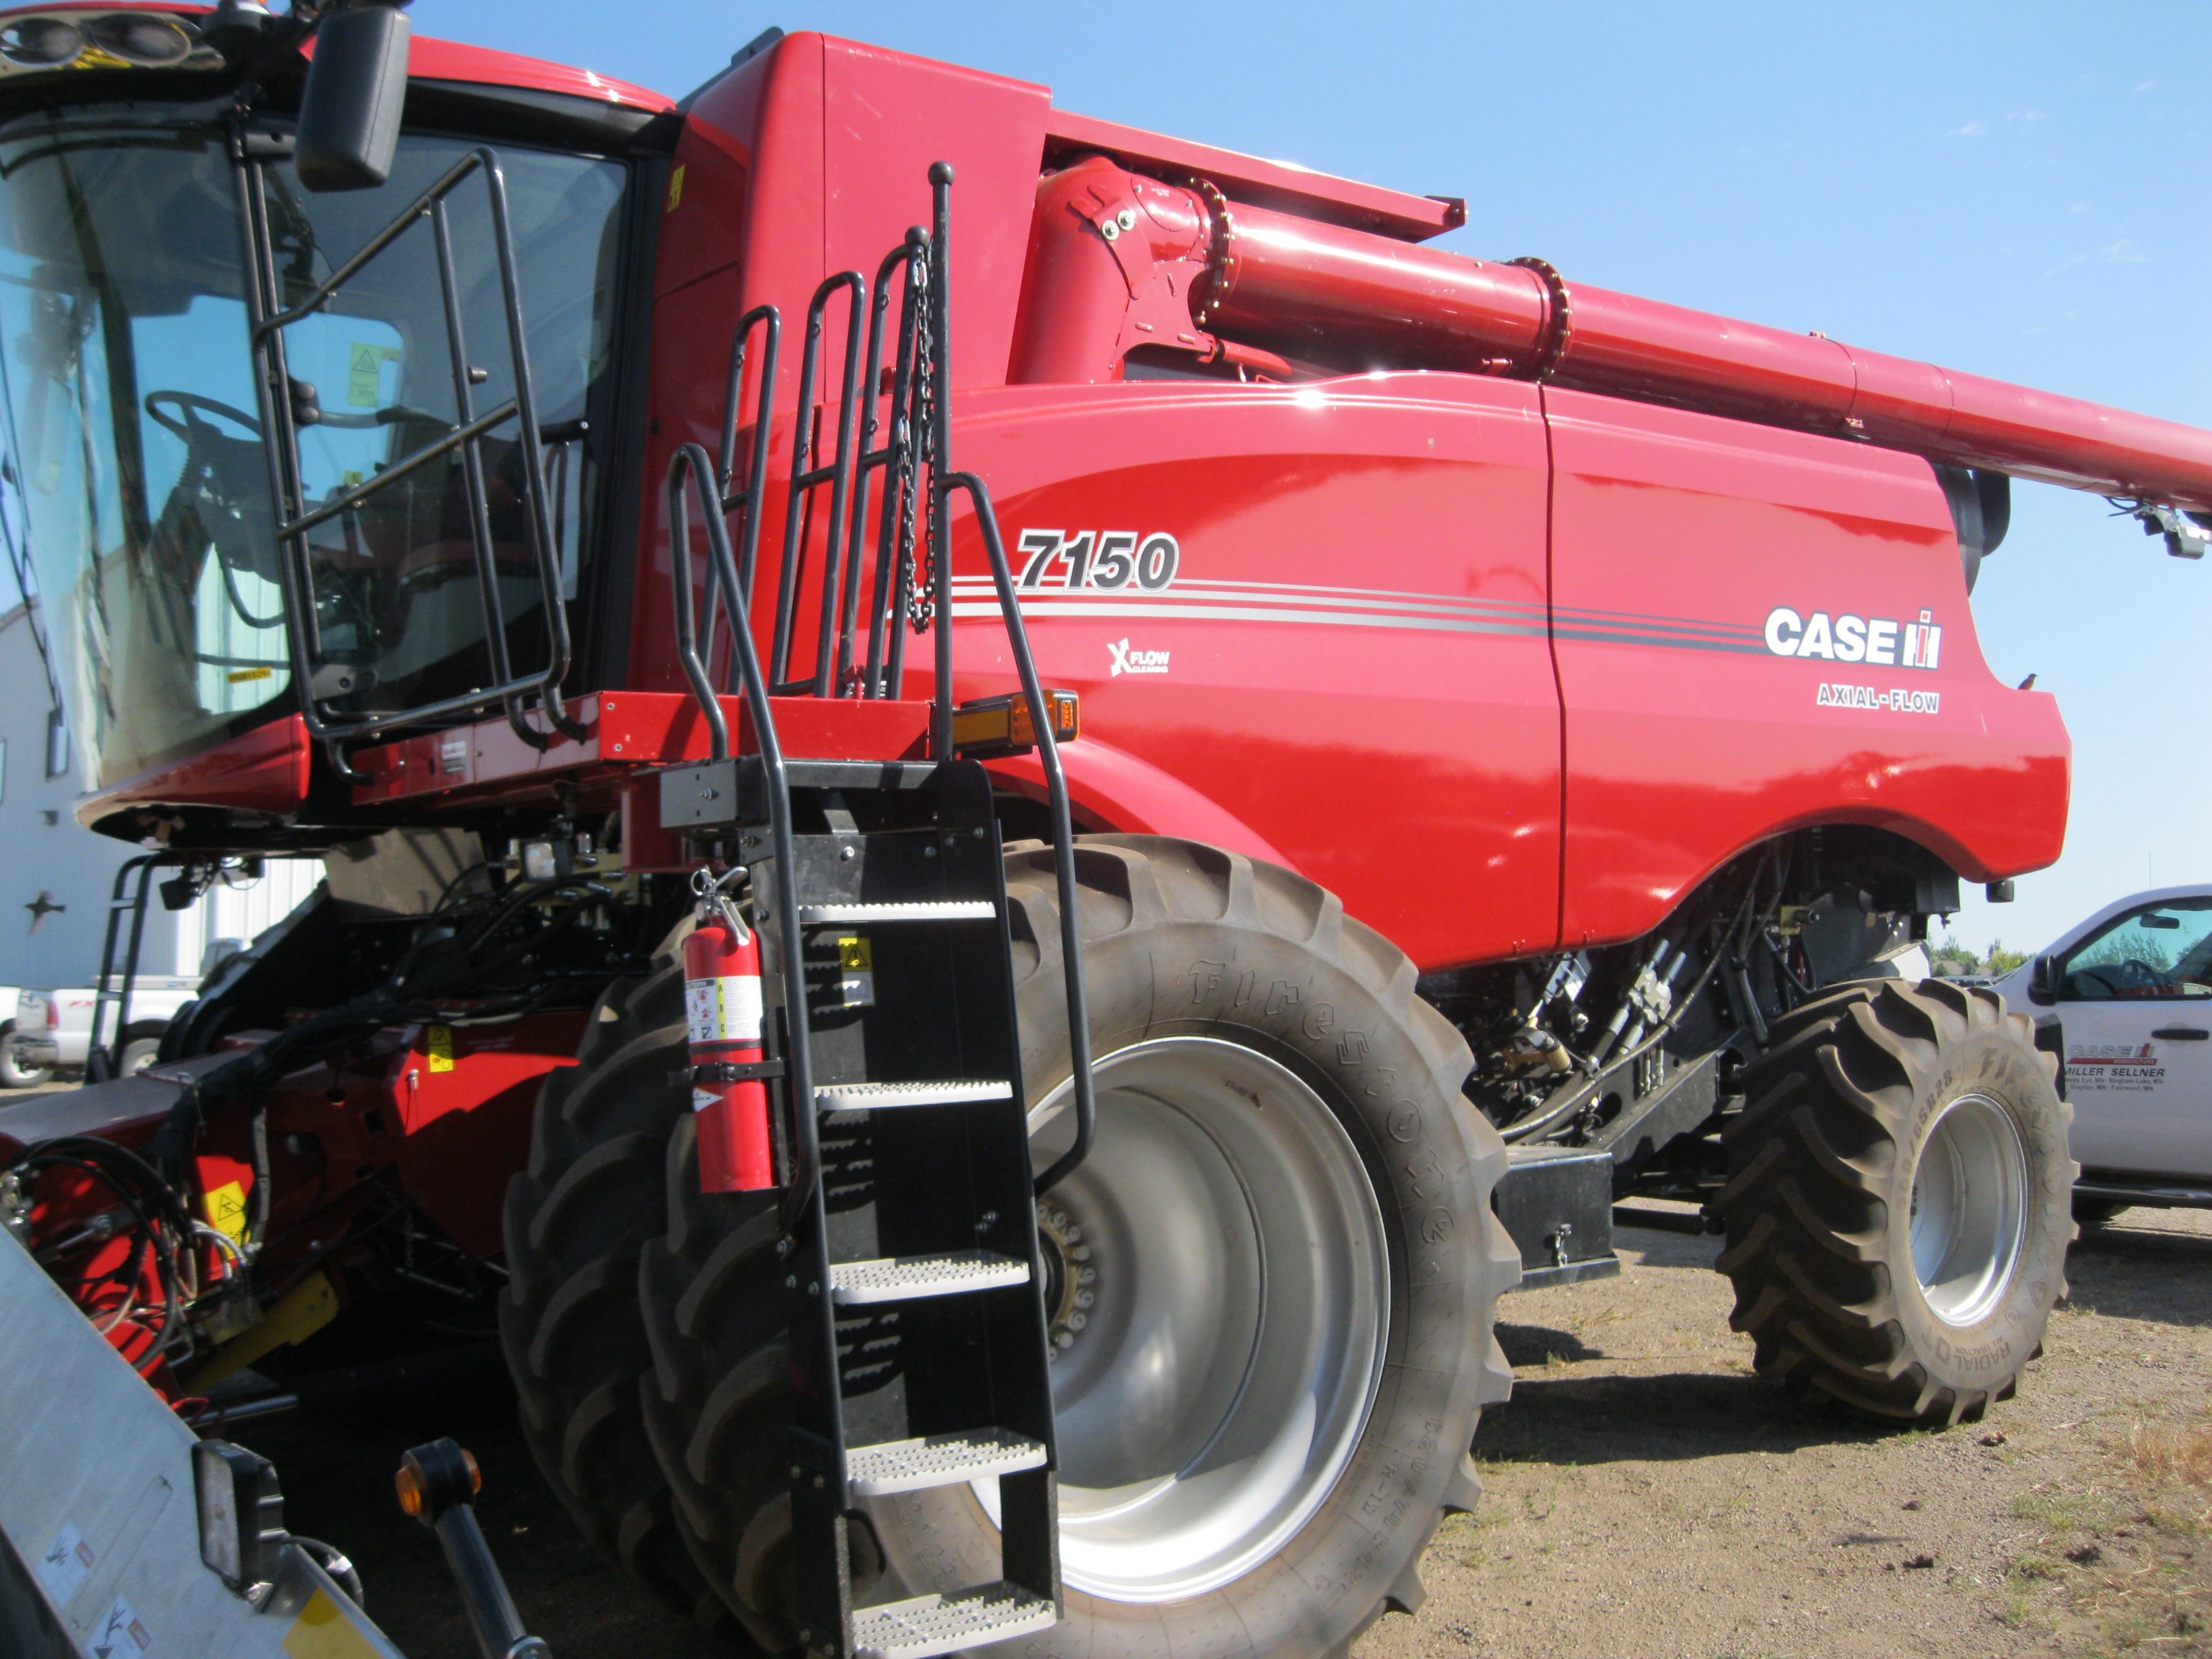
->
[0, 605, 321, 991]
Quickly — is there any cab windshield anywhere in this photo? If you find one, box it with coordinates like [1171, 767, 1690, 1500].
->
[0, 106, 626, 790]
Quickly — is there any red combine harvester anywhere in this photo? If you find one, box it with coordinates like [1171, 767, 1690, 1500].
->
[0, 6, 2204, 1658]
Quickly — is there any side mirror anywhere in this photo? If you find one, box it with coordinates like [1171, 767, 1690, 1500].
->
[2027, 954, 2059, 1006]
[294, 4, 411, 192]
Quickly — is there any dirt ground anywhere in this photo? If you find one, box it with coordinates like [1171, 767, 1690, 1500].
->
[1363, 1206, 2212, 1659]
[227, 1204, 2209, 1659]
[19, 1048, 2198, 1659]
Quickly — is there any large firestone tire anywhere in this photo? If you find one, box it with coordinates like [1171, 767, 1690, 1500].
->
[1713, 977, 2074, 1423]
[640, 835, 1519, 1658]
[497, 942, 722, 1624]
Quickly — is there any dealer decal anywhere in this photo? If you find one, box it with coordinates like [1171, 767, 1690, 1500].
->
[1018, 529, 1181, 591]
[1766, 606, 1941, 668]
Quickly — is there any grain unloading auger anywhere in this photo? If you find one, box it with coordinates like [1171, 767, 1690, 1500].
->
[0, 7, 2199, 1659]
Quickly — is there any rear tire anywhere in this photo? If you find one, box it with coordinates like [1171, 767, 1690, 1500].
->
[1715, 978, 2074, 1422]
[640, 836, 1519, 1656]
[496, 941, 723, 1625]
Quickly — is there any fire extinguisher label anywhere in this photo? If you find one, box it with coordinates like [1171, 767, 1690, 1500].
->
[686, 977, 764, 1044]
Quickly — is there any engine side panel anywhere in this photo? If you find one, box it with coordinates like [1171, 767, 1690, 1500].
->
[946, 375, 1562, 968]
[1545, 388, 2070, 949]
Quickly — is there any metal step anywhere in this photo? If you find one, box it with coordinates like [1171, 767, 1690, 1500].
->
[831, 1250, 1032, 1305]
[798, 901, 997, 923]
[851, 1583, 1059, 1659]
[816, 1079, 1015, 1111]
[846, 1429, 1047, 1497]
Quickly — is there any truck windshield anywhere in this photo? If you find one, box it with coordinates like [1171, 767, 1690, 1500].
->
[0, 108, 626, 791]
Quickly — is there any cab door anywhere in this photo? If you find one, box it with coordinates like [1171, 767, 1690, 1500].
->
[2054, 895, 2212, 1181]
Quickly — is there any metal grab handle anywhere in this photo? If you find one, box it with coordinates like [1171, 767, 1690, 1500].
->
[665, 442, 822, 1229]
[241, 142, 582, 777]
[936, 471, 1098, 1196]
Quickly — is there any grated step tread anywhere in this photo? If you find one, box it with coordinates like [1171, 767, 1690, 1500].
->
[816, 1080, 1013, 1111]
[846, 1429, 1046, 1497]
[830, 1251, 1031, 1305]
[798, 901, 997, 922]
[851, 1583, 1059, 1659]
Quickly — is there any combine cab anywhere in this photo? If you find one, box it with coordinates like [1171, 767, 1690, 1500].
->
[0, 6, 2200, 1657]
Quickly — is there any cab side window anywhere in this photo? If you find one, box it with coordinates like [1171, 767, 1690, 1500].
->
[2060, 900, 2212, 1000]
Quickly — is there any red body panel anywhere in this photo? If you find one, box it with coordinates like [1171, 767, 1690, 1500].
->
[55, 26, 2109, 972]
[77, 714, 314, 832]
[1542, 389, 2069, 945]
[616, 33, 2076, 967]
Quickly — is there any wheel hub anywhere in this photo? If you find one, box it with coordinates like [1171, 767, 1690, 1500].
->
[998, 1036, 1391, 1603]
[1909, 1090, 2030, 1327]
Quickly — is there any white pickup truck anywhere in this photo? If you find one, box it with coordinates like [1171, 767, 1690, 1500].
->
[2, 978, 201, 1086]
[1994, 884, 2212, 1218]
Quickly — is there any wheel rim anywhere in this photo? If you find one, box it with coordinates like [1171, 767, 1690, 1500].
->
[999, 1036, 1390, 1603]
[1908, 1091, 2029, 1326]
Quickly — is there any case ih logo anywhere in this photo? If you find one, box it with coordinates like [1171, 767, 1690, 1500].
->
[1765, 606, 1942, 669]
[1109, 639, 1170, 676]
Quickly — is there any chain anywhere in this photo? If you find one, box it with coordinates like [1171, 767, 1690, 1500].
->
[904, 254, 937, 634]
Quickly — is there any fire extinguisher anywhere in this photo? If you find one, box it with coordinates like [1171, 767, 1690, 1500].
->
[683, 880, 776, 1192]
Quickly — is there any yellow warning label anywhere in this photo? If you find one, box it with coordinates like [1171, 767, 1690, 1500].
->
[666, 163, 687, 212]
[426, 1025, 455, 1073]
[226, 665, 274, 685]
[283, 1589, 385, 1659]
[203, 1179, 248, 1244]
[836, 936, 873, 972]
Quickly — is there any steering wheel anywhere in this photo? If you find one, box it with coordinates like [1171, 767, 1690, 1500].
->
[144, 390, 261, 442]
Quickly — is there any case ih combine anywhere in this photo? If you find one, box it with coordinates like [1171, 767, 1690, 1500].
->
[0, 5, 2206, 1658]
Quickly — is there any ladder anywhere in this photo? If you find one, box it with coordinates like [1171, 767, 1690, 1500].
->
[657, 165, 1094, 1659]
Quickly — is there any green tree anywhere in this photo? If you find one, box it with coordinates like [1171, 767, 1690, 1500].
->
[1983, 941, 2029, 977]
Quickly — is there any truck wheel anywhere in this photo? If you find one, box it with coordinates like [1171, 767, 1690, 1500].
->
[497, 941, 722, 1624]
[0, 1022, 52, 1088]
[1714, 978, 2074, 1422]
[117, 1021, 167, 1076]
[640, 836, 1519, 1656]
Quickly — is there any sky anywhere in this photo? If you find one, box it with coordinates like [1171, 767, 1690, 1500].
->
[31, 1, 2212, 958]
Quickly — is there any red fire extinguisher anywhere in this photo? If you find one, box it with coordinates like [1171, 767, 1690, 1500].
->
[683, 885, 775, 1192]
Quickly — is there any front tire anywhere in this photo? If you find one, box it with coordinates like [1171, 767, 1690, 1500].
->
[497, 947, 722, 1624]
[1714, 979, 2073, 1422]
[640, 836, 1519, 1656]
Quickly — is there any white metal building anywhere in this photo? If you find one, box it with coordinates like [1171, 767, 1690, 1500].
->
[0, 602, 321, 991]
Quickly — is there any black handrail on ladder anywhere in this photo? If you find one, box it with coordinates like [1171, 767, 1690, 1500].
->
[665, 161, 1098, 1207]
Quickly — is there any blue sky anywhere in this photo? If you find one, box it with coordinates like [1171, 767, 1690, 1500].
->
[45, 2, 2212, 956]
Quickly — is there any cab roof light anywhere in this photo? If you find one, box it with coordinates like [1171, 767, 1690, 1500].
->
[0, 10, 220, 75]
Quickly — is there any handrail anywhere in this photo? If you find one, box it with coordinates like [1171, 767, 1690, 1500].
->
[939, 472, 1099, 1195]
[239, 142, 581, 782]
[852, 230, 930, 698]
[769, 271, 869, 695]
[668, 162, 1101, 1214]
[665, 442, 822, 1233]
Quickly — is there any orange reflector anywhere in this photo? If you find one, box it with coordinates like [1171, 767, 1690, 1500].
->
[951, 689, 1079, 760]
[394, 1465, 425, 1518]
